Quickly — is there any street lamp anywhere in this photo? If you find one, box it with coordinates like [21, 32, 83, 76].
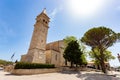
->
[117, 53, 120, 62]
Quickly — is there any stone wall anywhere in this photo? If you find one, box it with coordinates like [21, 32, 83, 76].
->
[11, 68, 60, 75]
[45, 50, 52, 64]
[51, 50, 60, 67]
[4, 65, 14, 72]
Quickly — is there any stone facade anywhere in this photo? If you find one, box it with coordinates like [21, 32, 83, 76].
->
[21, 9, 50, 63]
[45, 40, 68, 67]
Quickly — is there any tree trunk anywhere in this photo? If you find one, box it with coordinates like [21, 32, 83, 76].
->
[76, 64, 78, 67]
[65, 59, 67, 66]
[100, 48, 107, 73]
[70, 62, 73, 68]
[100, 60, 107, 73]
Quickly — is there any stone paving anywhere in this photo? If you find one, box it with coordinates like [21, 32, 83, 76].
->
[0, 69, 120, 80]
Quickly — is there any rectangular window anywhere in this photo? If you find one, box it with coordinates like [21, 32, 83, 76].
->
[55, 54, 57, 61]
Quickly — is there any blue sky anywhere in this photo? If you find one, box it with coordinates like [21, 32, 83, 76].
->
[0, 0, 120, 67]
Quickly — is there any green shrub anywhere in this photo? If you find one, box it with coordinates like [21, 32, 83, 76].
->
[0, 59, 13, 66]
[14, 62, 55, 69]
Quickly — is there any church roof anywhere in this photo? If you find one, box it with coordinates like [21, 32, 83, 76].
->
[46, 40, 64, 52]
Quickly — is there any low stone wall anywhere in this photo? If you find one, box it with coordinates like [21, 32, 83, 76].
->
[60, 67, 88, 71]
[4, 65, 14, 72]
[11, 68, 60, 75]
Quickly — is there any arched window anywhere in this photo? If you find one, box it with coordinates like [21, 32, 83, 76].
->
[43, 19, 45, 22]
[46, 21, 47, 24]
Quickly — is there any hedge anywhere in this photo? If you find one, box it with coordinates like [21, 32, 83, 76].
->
[14, 62, 55, 69]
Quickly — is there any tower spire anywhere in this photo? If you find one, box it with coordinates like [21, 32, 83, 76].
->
[42, 8, 47, 15]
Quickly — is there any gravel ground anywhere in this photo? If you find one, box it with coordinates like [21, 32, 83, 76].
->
[0, 70, 120, 80]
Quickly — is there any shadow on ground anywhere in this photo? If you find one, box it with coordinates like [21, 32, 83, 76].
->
[5, 73, 22, 76]
[77, 73, 120, 80]
[4, 72, 23, 76]
[60, 70, 120, 80]
[60, 70, 81, 74]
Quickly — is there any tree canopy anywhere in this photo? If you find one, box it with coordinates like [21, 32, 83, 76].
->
[0, 59, 13, 66]
[81, 27, 118, 49]
[63, 40, 82, 67]
[63, 36, 87, 67]
[64, 36, 77, 46]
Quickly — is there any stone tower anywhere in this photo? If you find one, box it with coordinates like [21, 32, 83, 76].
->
[21, 9, 50, 63]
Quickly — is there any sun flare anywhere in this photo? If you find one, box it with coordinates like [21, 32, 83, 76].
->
[66, 0, 108, 18]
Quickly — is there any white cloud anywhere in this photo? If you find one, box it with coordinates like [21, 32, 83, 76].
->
[0, 19, 15, 41]
[49, 6, 63, 21]
[50, 9, 57, 19]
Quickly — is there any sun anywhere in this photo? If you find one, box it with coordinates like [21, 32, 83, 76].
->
[66, 0, 107, 18]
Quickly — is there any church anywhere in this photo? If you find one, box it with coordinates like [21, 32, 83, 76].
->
[20, 9, 67, 67]
[20, 9, 110, 69]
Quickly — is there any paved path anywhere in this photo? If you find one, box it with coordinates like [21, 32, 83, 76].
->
[0, 70, 120, 80]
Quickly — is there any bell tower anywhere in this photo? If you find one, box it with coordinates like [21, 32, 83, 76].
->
[21, 8, 50, 63]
